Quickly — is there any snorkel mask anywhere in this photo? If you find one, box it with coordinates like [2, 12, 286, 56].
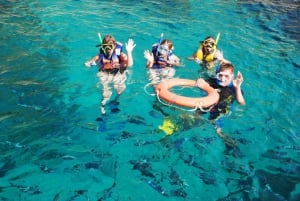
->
[95, 33, 116, 56]
[200, 33, 220, 54]
[202, 38, 216, 53]
[157, 44, 170, 57]
[216, 71, 233, 87]
[203, 40, 215, 48]
[101, 43, 115, 56]
[156, 33, 168, 57]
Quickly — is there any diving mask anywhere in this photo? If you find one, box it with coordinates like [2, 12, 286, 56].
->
[157, 45, 169, 56]
[102, 43, 115, 53]
[217, 72, 232, 80]
[216, 72, 233, 86]
[203, 40, 215, 48]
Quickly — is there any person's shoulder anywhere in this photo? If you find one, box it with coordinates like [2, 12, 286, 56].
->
[152, 43, 159, 48]
[169, 54, 178, 59]
[116, 41, 123, 46]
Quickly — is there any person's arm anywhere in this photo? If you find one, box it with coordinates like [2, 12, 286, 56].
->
[233, 71, 246, 105]
[168, 54, 182, 67]
[214, 50, 230, 64]
[144, 50, 154, 68]
[85, 55, 99, 67]
[125, 38, 136, 67]
[187, 50, 202, 64]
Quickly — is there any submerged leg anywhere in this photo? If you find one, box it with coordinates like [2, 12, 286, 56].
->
[98, 71, 114, 114]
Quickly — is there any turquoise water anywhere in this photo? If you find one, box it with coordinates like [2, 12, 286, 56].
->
[0, 0, 299, 200]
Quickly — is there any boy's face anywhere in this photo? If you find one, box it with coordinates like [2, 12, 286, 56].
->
[216, 69, 233, 86]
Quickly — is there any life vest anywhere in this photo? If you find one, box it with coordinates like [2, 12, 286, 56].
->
[99, 42, 127, 70]
[195, 43, 216, 62]
[151, 44, 173, 69]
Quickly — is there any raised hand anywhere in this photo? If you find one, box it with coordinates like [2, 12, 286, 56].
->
[215, 50, 224, 61]
[233, 71, 243, 88]
[125, 38, 136, 53]
[144, 50, 154, 62]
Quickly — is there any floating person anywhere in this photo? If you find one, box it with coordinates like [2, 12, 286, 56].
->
[188, 33, 230, 71]
[156, 62, 245, 151]
[196, 62, 246, 147]
[144, 33, 181, 86]
[85, 33, 136, 114]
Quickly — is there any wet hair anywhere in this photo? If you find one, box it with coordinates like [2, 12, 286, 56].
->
[102, 35, 116, 45]
[199, 36, 216, 46]
[218, 62, 234, 73]
[160, 39, 173, 50]
[204, 36, 215, 41]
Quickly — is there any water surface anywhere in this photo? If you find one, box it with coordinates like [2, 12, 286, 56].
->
[0, 0, 299, 200]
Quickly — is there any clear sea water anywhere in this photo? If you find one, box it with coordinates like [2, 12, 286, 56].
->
[0, 0, 299, 200]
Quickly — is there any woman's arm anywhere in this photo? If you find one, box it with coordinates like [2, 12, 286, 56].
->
[215, 50, 230, 64]
[168, 54, 182, 66]
[125, 38, 136, 67]
[144, 50, 154, 68]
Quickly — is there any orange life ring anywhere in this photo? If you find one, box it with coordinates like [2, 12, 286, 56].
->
[155, 78, 219, 109]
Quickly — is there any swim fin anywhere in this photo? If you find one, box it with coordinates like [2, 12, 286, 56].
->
[158, 118, 177, 135]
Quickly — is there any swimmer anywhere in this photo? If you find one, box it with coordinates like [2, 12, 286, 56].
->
[188, 34, 230, 70]
[85, 34, 136, 114]
[144, 33, 181, 86]
[196, 62, 245, 146]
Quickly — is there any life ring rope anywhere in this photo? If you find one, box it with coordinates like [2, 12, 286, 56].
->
[155, 78, 219, 112]
[156, 89, 214, 112]
[144, 82, 156, 96]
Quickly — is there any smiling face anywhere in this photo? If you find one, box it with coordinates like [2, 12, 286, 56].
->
[217, 63, 234, 86]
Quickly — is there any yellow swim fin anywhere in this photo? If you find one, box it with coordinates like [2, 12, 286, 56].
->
[158, 118, 177, 135]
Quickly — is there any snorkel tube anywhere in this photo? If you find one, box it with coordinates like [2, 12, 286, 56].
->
[98, 32, 102, 45]
[215, 32, 220, 45]
[159, 33, 164, 44]
[156, 33, 164, 57]
[95, 32, 108, 56]
[95, 32, 102, 47]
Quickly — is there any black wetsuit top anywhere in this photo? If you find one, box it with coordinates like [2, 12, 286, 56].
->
[206, 77, 236, 120]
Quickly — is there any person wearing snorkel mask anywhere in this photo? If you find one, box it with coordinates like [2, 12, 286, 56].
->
[85, 35, 136, 114]
[196, 62, 245, 145]
[144, 38, 181, 85]
[188, 36, 229, 70]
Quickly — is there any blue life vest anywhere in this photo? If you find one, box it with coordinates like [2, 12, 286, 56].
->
[98, 42, 125, 70]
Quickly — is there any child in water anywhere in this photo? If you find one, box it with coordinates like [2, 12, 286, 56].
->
[85, 34, 136, 114]
[144, 33, 181, 86]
